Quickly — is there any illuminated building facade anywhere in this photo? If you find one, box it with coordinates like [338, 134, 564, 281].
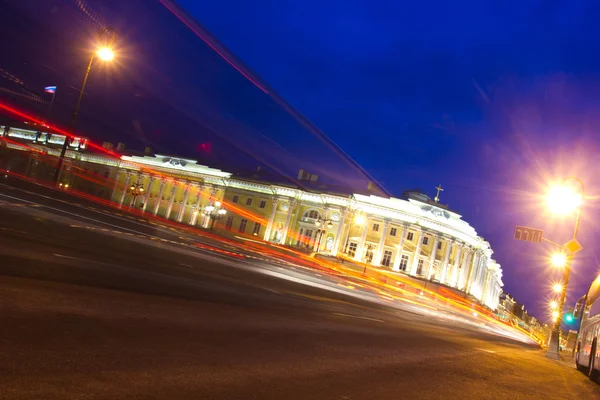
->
[1, 126, 504, 310]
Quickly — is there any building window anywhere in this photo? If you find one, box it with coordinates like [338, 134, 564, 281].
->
[246, 198, 253, 206]
[423, 236, 429, 245]
[252, 222, 261, 235]
[399, 254, 409, 271]
[438, 241, 442, 250]
[259, 200, 266, 209]
[239, 218, 248, 233]
[417, 259, 424, 275]
[407, 232, 414, 241]
[372, 223, 380, 232]
[390, 227, 397, 237]
[348, 242, 358, 257]
[382, 250, 393, 267]
[232, 195, 239, 203]
[225, 216, 234, 231]
[303, 210, 321, 220]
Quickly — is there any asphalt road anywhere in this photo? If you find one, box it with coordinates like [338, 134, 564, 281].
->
[1, 183, 599, 399]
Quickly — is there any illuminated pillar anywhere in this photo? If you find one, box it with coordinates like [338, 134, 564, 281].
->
[372, 219, 390, 266]
[263, 197, 280, 241]
[190, 185, 203, 225]
[118, 173, 131, 208]
[439, 239, 453, 283]
[392, 225, 408, 272]
[141, 176, 154, 213]
[177, 184, 190, 222]
[164, 183, 177, 220]
[450, 244, 463, 287]
[425, 235, 440, 280]
[153, 179, 166, 216]
[409, 229, 423, 276]
[280, 200, 296, 245]
[110, 169, 122, 203]
[466, 251, 480, 294]
[331, 208, 348, 256]
[354, 217, 369, 262]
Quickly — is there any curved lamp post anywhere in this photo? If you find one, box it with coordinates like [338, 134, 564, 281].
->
[54, 28, 117, 184]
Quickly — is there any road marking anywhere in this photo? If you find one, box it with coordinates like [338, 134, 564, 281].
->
[53, 253, 78, 260]
[333, 312, 385, 323]
[475, 348, 496, 354]
[179, 263, 194, 268]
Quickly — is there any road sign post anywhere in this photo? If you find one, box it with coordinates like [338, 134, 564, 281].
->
[514, 226, 543, 243]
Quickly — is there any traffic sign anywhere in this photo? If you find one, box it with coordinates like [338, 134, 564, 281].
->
[514, 226, 543, 243]
[564, 239, 583, 254]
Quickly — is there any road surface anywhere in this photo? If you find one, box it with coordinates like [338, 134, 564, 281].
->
[0, 182, 598, 399]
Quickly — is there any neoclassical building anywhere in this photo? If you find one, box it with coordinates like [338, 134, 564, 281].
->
[1, 126, 503, 310]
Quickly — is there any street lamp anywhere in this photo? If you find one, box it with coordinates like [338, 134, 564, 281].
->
[54, 28, 117, 184]
[129, 182, 144, 208]
[551, 252, 567, 268]
[546, 177, 584, 352]
[202, 201, 226, 230]
[549, 300, 558, 310]
[552, 283, 564, 294]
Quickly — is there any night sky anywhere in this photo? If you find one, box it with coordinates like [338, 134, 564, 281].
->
[3, 0, 600, 321]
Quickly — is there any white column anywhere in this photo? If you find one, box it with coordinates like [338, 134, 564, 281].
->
[141, 176, 154, 213]
[372, 219, 390, 265]
[177, 184, 190, 222]
[450, 244, 463, 287]
[425, 235, 440, 280]
[153, 180, 166, 216]
[331, 209, 348, 256]
[354, 217, 369, 262]
[118, 173, 131, 207]
[457, 249, 471, 290]
[392, 225, 408, 272]
[466, 251, 480, 294]
[280, 200, 296, 245]
[111, 169, 122, 203]
[164, 183, 177, 220]
[263, 197, 280, 241]
[409, 229, 423, 276]
[440, 239, 453, 284]
[189, 185, 203, 225]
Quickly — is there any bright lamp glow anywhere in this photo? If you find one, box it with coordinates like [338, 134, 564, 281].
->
[214, 201, 221, 207]
[97, 47, 115, 61]
[551, 310, 559, 319]
[354, 215, 366, 225]
[552, 283, 563, 293]
[549, 301, 558, 310]
[546, 185, 581, 215]
[551, 252, 567, 268]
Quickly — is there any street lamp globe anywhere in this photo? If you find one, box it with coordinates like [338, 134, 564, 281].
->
[551, 252, 567, 268]
[549, 300, 558, 310]
[354, 215, 366, 225]
[546, 185, 581, 215]
[97, 47, 115, 61]
[552, 283, 563, 293]
[551, 310, 559, 319]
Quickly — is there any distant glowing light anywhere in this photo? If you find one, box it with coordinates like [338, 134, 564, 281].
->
[551, 310, 559, 319]
[549, 301, 558, 310]
[354, 215, 366, 225]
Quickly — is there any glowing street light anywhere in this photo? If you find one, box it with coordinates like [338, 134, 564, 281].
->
[549, 300, 558, 310]
[551, 252, 567, 268]
[546, 184, 582, 215]
[552, 283, 564, 293]
[551, 310, 559, 319]
[97, 47, 115, 61]
[54, 27, 118, 184]
[354, 214, 366, 225]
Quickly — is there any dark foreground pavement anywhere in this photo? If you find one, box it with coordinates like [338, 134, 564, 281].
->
[0, 188, 599, 399]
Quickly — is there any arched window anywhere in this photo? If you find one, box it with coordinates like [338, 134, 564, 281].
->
[302, 210, 321, 220]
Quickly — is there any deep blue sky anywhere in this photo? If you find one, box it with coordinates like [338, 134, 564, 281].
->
[2, 0, 600, 320]
[174, 0, 600, 321]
